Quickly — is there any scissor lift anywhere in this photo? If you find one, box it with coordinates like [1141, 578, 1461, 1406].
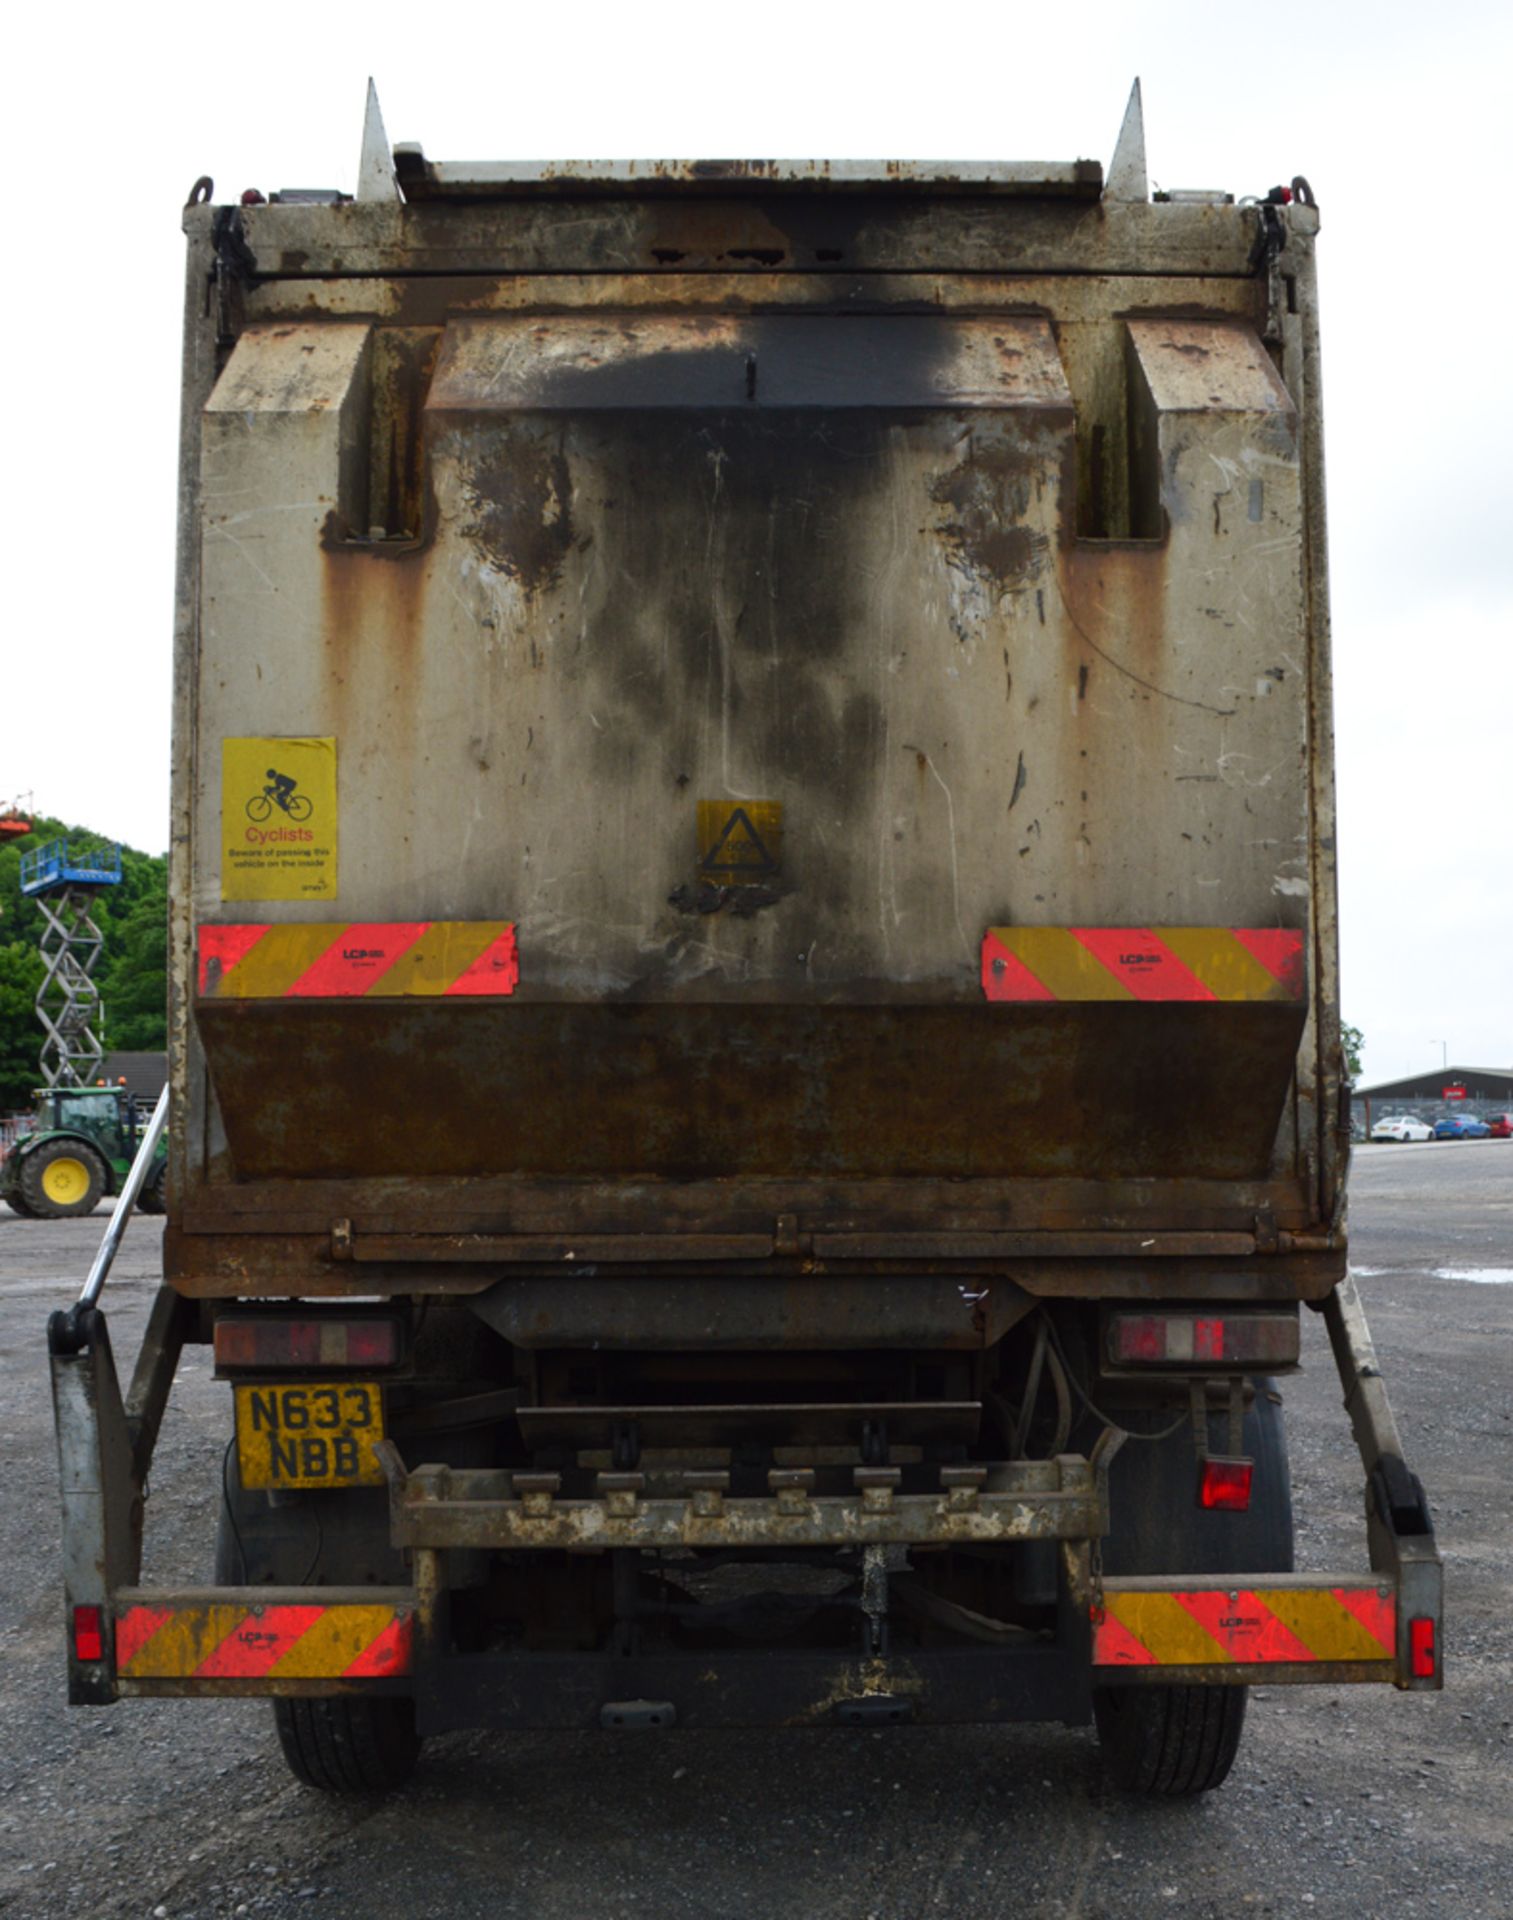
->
[19, 837, 122, 1089]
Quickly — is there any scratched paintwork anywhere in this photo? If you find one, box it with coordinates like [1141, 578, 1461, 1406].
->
[195, 312, 1303, 982]
[173, 166, 1339, 1285]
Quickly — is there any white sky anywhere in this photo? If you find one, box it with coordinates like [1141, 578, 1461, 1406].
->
[3, 0, 1509, 1085]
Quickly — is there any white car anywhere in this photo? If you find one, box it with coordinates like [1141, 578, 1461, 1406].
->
[1370, 1115, 1433, 1143]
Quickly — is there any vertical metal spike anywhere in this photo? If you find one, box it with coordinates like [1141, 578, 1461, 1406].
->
[1105, 78, 1147, 203]
[357, 79, 402, 203]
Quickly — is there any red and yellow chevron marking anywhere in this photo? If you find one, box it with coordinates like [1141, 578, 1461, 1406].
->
[198, 922, 518, 999]
[981, 927, 1304, 1003]
[115, 1600, 412, 1681]
[1093, 1585, 1395, 1668]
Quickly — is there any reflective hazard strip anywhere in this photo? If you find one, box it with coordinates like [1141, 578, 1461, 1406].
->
[197, 923, 518, 998]
[981, 928, 1304, 1003]
[116, 1603, 413, 1679]
[1093, 1586, 1395, 1668]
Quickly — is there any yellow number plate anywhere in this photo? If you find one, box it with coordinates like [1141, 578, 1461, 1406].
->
[234, 1381, 385, 1490]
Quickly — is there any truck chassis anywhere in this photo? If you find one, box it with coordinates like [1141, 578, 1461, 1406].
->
[51, 1220, 1440, 1789]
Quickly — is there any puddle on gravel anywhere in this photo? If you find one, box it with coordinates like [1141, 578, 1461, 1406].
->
[1351, 1265, 1513, 1286]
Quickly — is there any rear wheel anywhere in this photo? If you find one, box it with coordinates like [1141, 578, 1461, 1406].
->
[1090, 1375, 1291, 1796]
[273, 1696, 420, 1794]
[219, 1450, 420, 1795]
[1094, 1683, 1248, 1795]
[19, 1141, 106, 1218]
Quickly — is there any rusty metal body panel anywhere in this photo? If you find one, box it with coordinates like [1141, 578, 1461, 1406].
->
[48, 148, 1447, 1763]
[168, 161, 1343, 1300]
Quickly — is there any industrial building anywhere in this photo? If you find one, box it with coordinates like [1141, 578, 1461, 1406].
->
[1352, 1066, 1513, 1131]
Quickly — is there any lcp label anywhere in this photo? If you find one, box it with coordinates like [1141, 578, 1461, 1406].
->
[221, 736, 338, 901]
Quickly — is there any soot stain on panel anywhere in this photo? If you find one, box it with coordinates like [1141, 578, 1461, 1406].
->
[929, 430, 1052, 592]
[460, 427, 575, 594]
[565, 411, 903, 800]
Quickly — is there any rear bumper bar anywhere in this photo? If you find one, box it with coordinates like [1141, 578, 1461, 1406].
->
[50, 1277, 1441, 1713]
[97, 1570, 1408, 1698]
[1093, 1572, 1402, 1685]
[111, 1587, 415, 1696]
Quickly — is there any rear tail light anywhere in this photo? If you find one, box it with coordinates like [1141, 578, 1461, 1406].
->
[1107, 1310, 1299, 1368]
[1409, 1615, 1437, 1678]
[1198, 1457, 1254, 1511]
[73, 1604, 105, 1663]
[214, 1314, 402, 1372]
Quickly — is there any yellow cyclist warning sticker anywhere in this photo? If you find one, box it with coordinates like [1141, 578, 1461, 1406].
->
[221, 737, 338, 902]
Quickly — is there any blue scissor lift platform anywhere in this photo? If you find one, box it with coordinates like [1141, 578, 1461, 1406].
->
[21, 839, 123, 895]
[19, 838, 122, 1088]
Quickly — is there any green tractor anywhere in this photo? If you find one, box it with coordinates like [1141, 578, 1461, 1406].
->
[1, 1086, 167, 1220]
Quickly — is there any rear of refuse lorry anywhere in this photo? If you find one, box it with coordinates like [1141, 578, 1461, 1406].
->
[49, 94, 1441, 1795]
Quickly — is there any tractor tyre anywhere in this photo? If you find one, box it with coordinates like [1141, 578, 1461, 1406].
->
[18, 1141, 107, 1219]
[3, 1180, 37, 1217]
[136, 1165, 168, 1216]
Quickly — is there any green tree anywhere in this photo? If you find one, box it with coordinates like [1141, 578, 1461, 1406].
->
[0, 940, 47, 1108]
[96, 875, 169, 1051]
[1342, 1022, 1364, 1080]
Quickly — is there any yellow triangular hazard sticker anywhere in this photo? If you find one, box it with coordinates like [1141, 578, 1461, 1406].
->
[697, 801, 783, 879]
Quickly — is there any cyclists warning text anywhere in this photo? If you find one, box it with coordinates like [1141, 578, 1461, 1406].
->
[221, 736, 338, 902]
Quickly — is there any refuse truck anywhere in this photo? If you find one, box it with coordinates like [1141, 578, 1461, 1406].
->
[48, 86, 1442, 1797]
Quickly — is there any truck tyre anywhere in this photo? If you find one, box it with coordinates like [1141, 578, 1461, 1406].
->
[1091, 1379, 1291, 1795]
[18, 1140, 106, 1219]
[1093, 1683, 1247, 1795]
[273, 1696, 420, 1794]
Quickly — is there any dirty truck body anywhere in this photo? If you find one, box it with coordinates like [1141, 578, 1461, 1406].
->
[50, 121, 1441, 1795]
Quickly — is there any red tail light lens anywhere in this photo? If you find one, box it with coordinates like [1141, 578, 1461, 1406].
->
[346, 1321, 399, 1365]
[1409, 1615, 1437, 1678]
[1198, 1457, 1254, 1511]
[214, 1315, 401, 1371]
[73, 1604, 105, 1663]
[1108, 1310, 1299, 1368]
[1117, 1315, 1167, 1362]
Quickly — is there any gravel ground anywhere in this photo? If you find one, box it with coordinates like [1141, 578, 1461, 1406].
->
[1, 1141, 1509, 1920]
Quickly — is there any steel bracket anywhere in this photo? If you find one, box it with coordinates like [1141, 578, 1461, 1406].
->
[46, 1284, 192, 1706]
[1322, 1273, 1443, 1689]
[48, 1308, 139, 1703]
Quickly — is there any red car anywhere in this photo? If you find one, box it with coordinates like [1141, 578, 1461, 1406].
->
[1487, 1112, 1513, 1139]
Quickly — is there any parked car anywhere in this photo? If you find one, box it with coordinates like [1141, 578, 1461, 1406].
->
[1432, 1113, 1491, 1141]
[1370, 1115, 1434, 1143]
[1485, 1112, 1513, 1139]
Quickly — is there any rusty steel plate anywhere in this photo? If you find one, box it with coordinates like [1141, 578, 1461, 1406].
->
[515, 1401, 981, 1451]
